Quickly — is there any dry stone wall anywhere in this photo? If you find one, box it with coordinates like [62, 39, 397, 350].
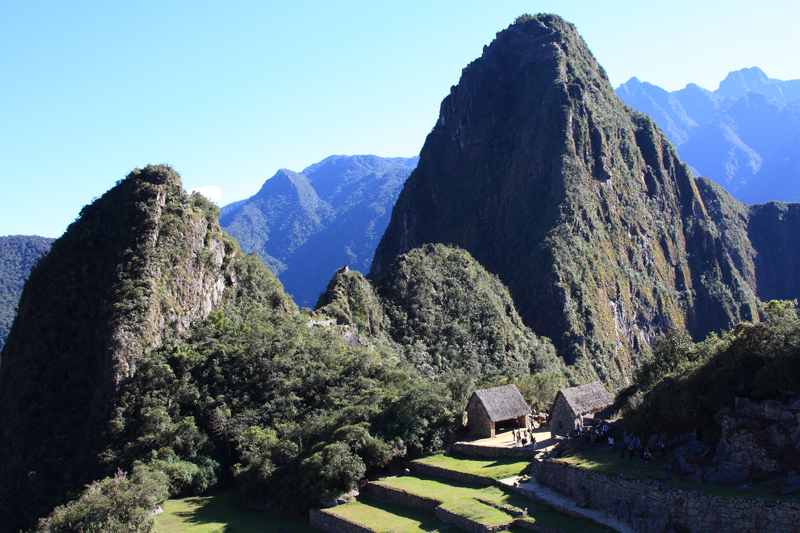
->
[309, 509, 375, 533]
[434, 506, 513, 533]
[360, 482, 439, 512]
[453, 442, 537, 457]
[534, 459, 800, 533]
[408, 461, 495, 485]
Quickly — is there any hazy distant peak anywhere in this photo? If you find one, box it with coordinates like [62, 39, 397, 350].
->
[715, 67, 800, 101]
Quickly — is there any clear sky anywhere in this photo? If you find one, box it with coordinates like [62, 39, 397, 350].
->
[2, 0, 799, 238]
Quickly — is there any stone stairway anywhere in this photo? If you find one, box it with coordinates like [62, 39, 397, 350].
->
[498, 475, 633, 533]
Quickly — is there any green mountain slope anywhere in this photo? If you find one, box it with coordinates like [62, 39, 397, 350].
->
[318, 244, 567, 381]
[0, 235, 53, 352]
[371, 14, 758, 386]
[0, 165, 291, 531]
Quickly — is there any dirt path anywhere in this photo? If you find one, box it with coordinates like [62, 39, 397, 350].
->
[499, 475, 634, 533]
[456, 426, 559, 451]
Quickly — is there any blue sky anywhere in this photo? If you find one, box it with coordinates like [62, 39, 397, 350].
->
[2, 0, 799, 238]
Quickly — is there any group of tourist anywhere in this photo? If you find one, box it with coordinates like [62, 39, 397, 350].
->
[620, 441, 667, 466]
[512, 426, 537, 450]
[576, 421, 612, 447]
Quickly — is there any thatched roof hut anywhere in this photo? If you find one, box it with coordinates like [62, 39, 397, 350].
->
[549, 381, 614, 438]
[465, 384, 531, 438]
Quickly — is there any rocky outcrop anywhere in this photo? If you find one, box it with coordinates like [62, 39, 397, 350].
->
[371, 14, 757, 385]
[0, 165, 252, 530]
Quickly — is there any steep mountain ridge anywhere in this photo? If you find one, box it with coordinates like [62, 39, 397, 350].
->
[372, 14, 758, 385]
[222, 154, 416, 307]
[0, 165, 289, 529]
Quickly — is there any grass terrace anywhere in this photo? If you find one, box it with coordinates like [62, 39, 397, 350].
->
[324, 500, 439, 532]
[411, 452, 531, 480]
[155, 489, 316, 533]
[373, 474, 608, 533]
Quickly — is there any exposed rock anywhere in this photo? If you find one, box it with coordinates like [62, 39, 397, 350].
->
[735, 396, 782, 420]
[674, 440, 711, 468]
[727, 451, 751, 465]
[574, 484, 591, 508]
[660, 458, 678, 471]
[701, 467, 717, 480]
[711, 437, 731, 467]
[780, 476, 800, 495]
[707, 461, 750, 485]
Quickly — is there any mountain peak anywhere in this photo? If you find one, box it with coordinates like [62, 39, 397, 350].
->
[372, 14, 756, 385]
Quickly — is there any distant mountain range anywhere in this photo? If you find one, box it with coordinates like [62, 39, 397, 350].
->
[0, 235, 53, 352]
[220, 154, 417, 307]
[616, 67, 800, 204]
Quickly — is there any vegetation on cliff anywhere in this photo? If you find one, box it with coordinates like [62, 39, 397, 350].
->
[0, 165, 286, 531]
[4, 167, 559, 531]
[317, 244, 572, 409]
[623, 300, 800, 440]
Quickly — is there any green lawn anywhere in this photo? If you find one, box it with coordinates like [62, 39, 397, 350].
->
[155, 489, 316, 533]
[325, 500, 439, 532]
[557, 442, 799, 501]
[375, 474, 607, 533]
[411, 452, 531, 480]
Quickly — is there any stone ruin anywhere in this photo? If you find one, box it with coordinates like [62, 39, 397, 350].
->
[660, 396, 800, 494]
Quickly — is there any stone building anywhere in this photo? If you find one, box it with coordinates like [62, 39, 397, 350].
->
[465, 384, 530, 438]
[549, 381, 614, 438]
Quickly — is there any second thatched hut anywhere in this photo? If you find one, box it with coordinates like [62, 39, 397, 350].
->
[549, 381, 614, 438]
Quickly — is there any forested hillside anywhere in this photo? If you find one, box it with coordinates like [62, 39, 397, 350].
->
[0, 235, 53, 351]
[0, 167, 560, 532]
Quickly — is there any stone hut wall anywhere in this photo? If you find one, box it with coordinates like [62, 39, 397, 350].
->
[467, 396, 493, 438]
[549, 395, 576, 438]
[309, 509, 375, 533]
[534, 459, 800, 533]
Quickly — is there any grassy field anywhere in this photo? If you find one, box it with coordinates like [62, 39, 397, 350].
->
[325, 500, 439, 533]
[411, 452, 531, 480]
[375, 474, 607, 533]
[557, 442, 798, 500]
[155, 489, 316, 533]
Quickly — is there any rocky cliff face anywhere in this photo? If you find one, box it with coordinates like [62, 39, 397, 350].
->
[371, 14, 758, 385]
[0, 165, 250, 528]
[696, 177, 800, 303]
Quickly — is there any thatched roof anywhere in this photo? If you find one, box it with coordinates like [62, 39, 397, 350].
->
[555, 381, 614, 416]
[471, 384, 530, 422]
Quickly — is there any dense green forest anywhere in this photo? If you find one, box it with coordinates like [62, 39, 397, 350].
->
[0, 235, 53, 352]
